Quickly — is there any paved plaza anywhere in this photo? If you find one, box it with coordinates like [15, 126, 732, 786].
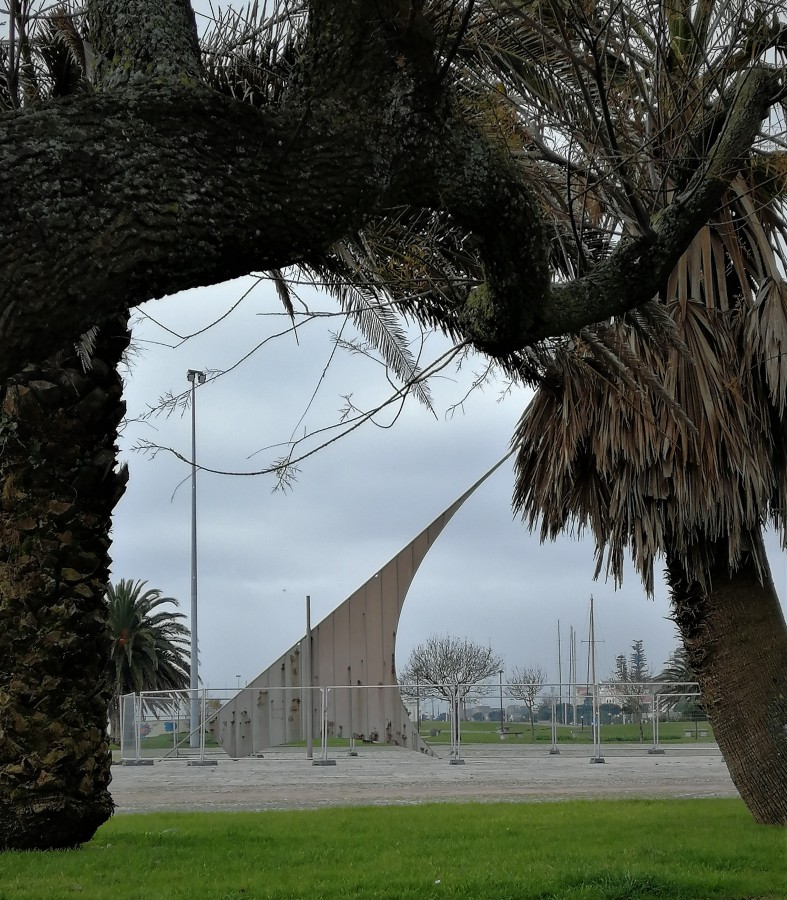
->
[110, 744, 737, 814]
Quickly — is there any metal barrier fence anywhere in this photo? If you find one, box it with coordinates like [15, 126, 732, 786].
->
[119, 681, 710, 765]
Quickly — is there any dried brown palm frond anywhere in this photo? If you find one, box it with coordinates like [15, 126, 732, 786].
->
[499, 0, 787, 587]
[41, 6, 91, 96]
[513, 300, 775, 592]
[1, 1, 90, 110]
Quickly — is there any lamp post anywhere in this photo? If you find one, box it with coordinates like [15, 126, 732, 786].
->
[305, 594, 313, 760]
[187, 369, 206, 749]
[499, 669, 505, 733]
[415, 674, 420, 734]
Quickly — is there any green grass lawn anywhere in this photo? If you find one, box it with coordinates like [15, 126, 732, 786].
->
[283, 720, 715, 751]
[420, 719, 715, 744]
[0, 800, 783, 899]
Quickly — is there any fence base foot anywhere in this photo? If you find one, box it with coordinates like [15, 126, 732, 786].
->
[347, 750, 358, 757]
[648, 748, 666, 755]
[589, 757, 606, 764]
[549, 749, 561, 755]
[188, 759, 219, 766]
[449, 758, 466, 765]
[121, 758, 154, 766]
[313, 758, 337, 766]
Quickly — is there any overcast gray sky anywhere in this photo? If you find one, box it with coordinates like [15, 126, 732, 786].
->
[110, 274, 787, 695]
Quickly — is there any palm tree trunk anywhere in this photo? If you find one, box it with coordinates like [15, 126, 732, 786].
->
[0, 319, 130, 850]
[109, 696, 122, 748]
[666, 529, 787, 825]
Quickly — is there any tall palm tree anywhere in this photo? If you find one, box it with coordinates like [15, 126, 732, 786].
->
[657, 643, 703, 721]
[658, 644, 695, 685]
[106, 579, 191, 741]
[487, 1, 787, 822]
[0, 317, 129, 850]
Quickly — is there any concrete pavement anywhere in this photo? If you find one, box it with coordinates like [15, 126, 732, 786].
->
[110, 744, 737, 814]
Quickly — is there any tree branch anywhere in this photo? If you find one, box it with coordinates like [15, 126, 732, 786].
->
[0, 0, 781, 380]
[0, 86, 391, 378]
[518, 66, 781, 349]
[434, 65, 781, 355]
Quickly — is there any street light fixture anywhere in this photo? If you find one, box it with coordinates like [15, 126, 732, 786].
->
[187, 369, 206, 750]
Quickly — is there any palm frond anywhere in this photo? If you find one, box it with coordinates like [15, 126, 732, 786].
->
[200, 0, 306, 110]
[75, 325, 98, 371]
[106, 579, 191, 696]
[745, 277, 787, 414]
[306, 253, 435, 412]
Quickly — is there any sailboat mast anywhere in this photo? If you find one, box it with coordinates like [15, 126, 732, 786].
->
[557, 620, 563, 724]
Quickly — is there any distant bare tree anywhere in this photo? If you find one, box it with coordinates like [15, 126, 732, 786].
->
[508, 666, 547, 738]
[399, 634, 502, 745]
[399, 634, 503, 704]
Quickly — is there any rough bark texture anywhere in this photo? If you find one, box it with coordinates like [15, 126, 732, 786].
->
[667, 531, 787, 826]
[0, 321, 129, 850]
[0, 5, 780, 375]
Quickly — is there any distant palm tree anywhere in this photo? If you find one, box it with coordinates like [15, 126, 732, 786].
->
[657, 645, 695, 686]
[656, 644, 703, 722]
[106, 579, 190, 740]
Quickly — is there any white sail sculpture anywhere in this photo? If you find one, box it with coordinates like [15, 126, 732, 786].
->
[214, 455, 511, 757]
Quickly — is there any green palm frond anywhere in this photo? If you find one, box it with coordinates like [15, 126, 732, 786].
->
[307, 254, 436, 412]
[106, 579, 190, 698]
